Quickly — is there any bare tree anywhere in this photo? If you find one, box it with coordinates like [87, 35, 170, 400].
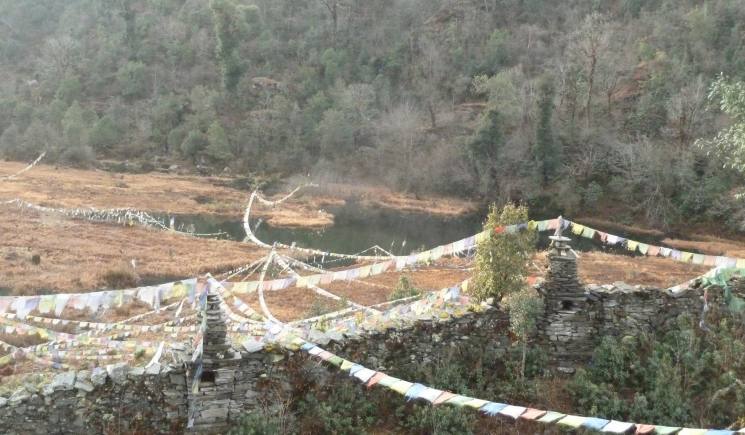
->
[318, 0, 341, 45]
[39, 36, 80, 78]
[667, 75, 706, 148]
[571, 13, 609, 128]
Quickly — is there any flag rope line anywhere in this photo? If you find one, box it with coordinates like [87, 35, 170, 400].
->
[0, 152, 45, 181]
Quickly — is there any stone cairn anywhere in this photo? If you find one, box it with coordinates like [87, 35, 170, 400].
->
[188, 288, 241, 433]
[538, 220, 598, 373]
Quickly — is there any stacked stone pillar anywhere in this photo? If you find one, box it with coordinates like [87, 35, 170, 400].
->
[537, 226, 598, 373]
[187, 288, 242, 433]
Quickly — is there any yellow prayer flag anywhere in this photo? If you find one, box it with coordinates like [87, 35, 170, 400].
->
[572, 224, 585, 235]
[626, 240, 639, 252]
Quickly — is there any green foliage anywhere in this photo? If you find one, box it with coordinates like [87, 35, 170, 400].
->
[180, 130, 207, 161]
[210, 0, 251, 92]
[569, 315, 745, 428]
[467, 107, 504, 196]
[205, 121, 233, 164]
[533, 76, 559, 186]
[2, 0, 745, 227]
[62, 101, 88, 149]
[470, 203, 536, 303]
[116, 61, 148, 99]
[55, 75, 82, 105]
[296, 381, 378, 433]
[399, 403, 475, 435]
[88, 115, 121, 151]
[583, 181, 604, 209]
[388, 276, 421, 301]
[697, 74, 745, 172]
[0, 124, 22, 159]
[230, 412, 281, 435]
[505, 288, 544, 378]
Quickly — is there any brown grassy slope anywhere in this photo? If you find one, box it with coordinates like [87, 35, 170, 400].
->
[0, 162, 479, 228]
[0, 206, 270, 294]
[561, 251, 708, 288]
[0, 161, 334, 227]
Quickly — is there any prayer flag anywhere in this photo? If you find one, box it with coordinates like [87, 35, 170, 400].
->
[583, 417, 610, 431]
[391, 380, 414, 395]
[499, 405, 526, 419]
[638, 243, 649, 255]
[479, 402, 507, 416]
[626, 240, 639, 252]
[433, 391, 456, 405]
[520, 408, 546, 420]
[582, 227, 596, 239]
[537, 411, 566, 423]
[557, 415, 587, 429]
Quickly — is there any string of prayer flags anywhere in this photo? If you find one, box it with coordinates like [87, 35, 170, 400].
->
[563, 219, 745, 273]
[299, 341, 736, 434]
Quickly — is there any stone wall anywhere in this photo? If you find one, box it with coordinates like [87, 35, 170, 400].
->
[0, 308, 511, 434]
[0, 363, 186, 435]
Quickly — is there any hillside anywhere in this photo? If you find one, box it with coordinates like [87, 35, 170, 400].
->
[1, 0, 745, 231]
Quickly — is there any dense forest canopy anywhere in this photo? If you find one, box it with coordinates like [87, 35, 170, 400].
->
[2, 0, 745, 229]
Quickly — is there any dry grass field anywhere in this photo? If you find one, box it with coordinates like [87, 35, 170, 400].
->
[0, 161, 731, 308]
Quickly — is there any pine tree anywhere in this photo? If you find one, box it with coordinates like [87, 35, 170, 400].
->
[533, 76, 559, 186]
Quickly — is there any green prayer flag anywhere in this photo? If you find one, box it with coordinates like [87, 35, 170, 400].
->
[537, 411, 566, 423]
[557, 415, 586, 428]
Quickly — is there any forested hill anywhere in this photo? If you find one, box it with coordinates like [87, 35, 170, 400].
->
[1, 0, 745, 229]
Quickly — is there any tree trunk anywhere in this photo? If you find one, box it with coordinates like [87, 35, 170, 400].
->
[520, 342, 527, 379]
[585, 53, 596, 128]
[427, 101, 437, 129]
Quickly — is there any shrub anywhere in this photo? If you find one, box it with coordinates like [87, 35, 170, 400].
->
[99, 263, 139, 289]
[59, 145, 95, 168]
[388, 275, 421, 301]
[230, 412, 281, 435]
[504, 288, 544, 378]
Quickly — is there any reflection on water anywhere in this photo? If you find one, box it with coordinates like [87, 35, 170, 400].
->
[172, 203, 485, 256]
[165, 204, 689, 259]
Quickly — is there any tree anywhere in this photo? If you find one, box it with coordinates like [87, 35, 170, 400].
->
[505, 288, 543, 378]
[667, 76, 706, 148]
[470, 203, 536, 303]
[571, 12, 609, 128]
[88, 115, 121, 151]
[205, 121, 232, 163]
[0, 124, 21, 158]
[150, 94, 186, 153]
[533, 76, 559, 186]
[210, 0, 252, 92]
[696, 75, 745, 172]
[55, 75, 82, 106]
[21, 120, 53, 159]
[318, 0, 341, 45]
[468, 107, 505, 196]
[180, 130, 207, 162]
[376, 102, 423, 190]
[116, 61, 148, 99]
[317, 108, 354, 158]
[62, 101, 88, 149]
